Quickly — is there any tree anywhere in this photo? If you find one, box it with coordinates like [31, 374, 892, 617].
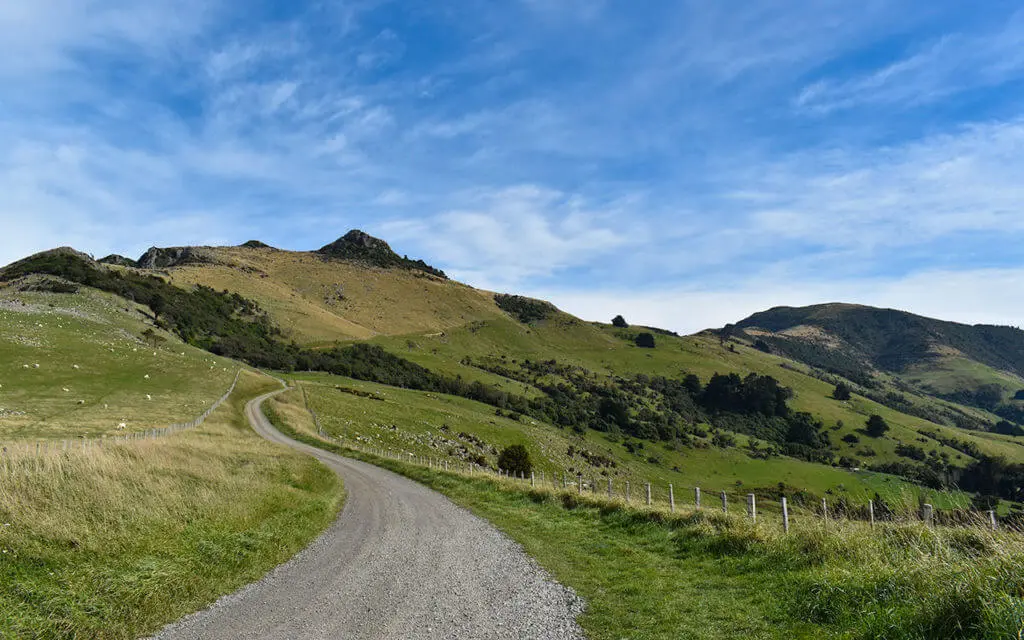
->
[635, 332, 656, 348]
[612, 315, 629, 328]
[149, 293, 168, 322]
[497, 444, 533, 476]
[1014, 389, 1024, 401]
[865, 414, 890, 438]
[832, 382, 852, 401]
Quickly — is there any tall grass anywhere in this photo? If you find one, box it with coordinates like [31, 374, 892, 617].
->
[269, 390, 1024, 639]
[0, 372, 344, 639]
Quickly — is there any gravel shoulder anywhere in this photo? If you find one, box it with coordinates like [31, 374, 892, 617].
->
[149, 389, 586, 640]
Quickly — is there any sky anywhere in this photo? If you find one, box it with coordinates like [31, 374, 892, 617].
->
[3, 1, 1024, 333]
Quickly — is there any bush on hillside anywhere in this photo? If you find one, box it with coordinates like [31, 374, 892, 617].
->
[612, 315, 628, 328]
[497, 444, 533, 476]
[494, 294, 557, 324]
[865, 414, 890, 438]
[832, 382, 852, 401]
[634, 332, 656, 348]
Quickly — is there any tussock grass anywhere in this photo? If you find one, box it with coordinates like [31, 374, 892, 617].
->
[272, 403, 1024, 639]
[0, 372, 344, 639]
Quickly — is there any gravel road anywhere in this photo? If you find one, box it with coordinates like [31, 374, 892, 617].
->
[149, 389, 586, 640]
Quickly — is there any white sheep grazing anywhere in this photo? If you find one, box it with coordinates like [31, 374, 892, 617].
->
[22, 364, 29, 369]
[32, 363, 39, 368]
[145, 394, 152, 400]
[144, 374, 150, 380]
[77, 400, 85, 405]
[72, 364, 80, 370]
[62, 387, 69, 393]
[117, 422, 127, 430]
[104, 404, 108, 409]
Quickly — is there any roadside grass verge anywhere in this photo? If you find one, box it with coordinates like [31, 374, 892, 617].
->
[267, 392, 1024, 640]
[0, 371, 345, 639]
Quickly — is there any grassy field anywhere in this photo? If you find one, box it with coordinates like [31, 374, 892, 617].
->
[285, 374, 972, 512]
[0, 371, 345, 639]
[0, 283, 238, 440]
[371, 319, 1024, 468]
[269, 407, 1024, 640]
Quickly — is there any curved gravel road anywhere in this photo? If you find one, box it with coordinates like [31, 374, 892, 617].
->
[149, 389, 586, 640]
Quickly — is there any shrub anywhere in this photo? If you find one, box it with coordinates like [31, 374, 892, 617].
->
[612, 315, 628, 328]
[635, 332, 656, 348]
[832, 382, 852, 401]
[497, 444, 533, 476]
[865, 415, 890, 438]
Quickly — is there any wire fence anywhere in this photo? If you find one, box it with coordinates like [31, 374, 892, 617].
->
[337, 441, 1006, 534]
[0, 370, 242, 461]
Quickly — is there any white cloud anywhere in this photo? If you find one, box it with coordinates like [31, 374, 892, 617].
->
[540, 267, 1024, 335]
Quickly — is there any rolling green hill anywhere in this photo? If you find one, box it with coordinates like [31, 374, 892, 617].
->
[5, 234, 1024, 508]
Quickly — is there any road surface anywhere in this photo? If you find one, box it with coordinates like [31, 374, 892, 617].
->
[149, 389, 586, 639]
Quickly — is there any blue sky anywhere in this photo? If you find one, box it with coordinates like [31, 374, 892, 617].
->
[3, 1, 1024, 333]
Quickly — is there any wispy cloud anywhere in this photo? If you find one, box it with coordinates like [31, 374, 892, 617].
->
[796, 11, 1024, 113]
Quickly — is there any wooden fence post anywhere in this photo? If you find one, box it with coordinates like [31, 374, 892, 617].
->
[645, 483, 652, 506]
[625, 481, 631, 503]
[608, 477, 613, 498]
[669, 484, 675, 513]
[721, 491, 728, 513]
[922, 503, 934, 526]
[695, 487, 701, 509]
[821, 498, 828, 522]
[530, 471, 535, 487]
[989, 510, 998, 531]
[746, 494, 756, 522]
[869, 500, 875, 528]
[782, 497, 790, 533]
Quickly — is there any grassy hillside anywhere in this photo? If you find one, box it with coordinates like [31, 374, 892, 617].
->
[282, 374, 968, 510]
[269, 406, 1024, 640]
[0, 279, 238, 440]
[0, 371, 344, 639]
[164, 243, 505, 344]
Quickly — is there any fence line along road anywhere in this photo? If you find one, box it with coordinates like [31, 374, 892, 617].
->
[327, 439, 1004, 535]
[0, 370, 242, 461]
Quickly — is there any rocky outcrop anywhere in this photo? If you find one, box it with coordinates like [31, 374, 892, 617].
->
[316, 230, 447, 278]
[98, 254, 138, 267]
[136, 246, 215, 270]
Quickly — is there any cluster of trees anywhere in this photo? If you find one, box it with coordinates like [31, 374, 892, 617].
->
[494, 294, 557, 324]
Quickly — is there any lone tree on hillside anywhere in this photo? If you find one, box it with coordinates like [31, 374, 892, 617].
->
[635, 332, 656, 349]
[865, 414, 890, 438]
[149, 293, 168, 322]
[140, 328, 167, 349]
[497, 444, 533, 476]
[612, 315, 629, 328]
[832, 382, 852, 401]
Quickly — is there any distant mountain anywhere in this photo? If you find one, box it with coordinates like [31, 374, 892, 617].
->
[734, 303, 1024, 408]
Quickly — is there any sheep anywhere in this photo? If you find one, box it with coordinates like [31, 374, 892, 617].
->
[77, 400, 85, 405]
[72, 364, 80, 370]
[144, 374, 150, 380]
[145, 394, 152, 400]
[62, 387, 69, 393]
[32, 364, 39, 368]
[117, 422, 127, 430]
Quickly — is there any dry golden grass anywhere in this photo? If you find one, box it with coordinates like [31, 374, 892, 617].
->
[164, 245, 505, 344]
[0, 371, 344, 639]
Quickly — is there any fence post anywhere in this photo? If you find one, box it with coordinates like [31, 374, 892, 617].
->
[821, 498, 828, 522]
[562, 474, 567, 489]
[869, 500, 875, 528]
[530, 471, 535, 487]
[695, 487, 701, 509]
[922, 503, 934, 526]
[669, 484, 675, 513]
[646, 483, 652, 506]
[782, 497, 790, 533]
[721, 491, 728, 513]
[989, 510, 998, 531]
[746, 494, 756, 522]
[608, 477, 613, 498]
[625, 481, 631, 503]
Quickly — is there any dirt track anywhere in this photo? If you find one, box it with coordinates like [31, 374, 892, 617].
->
[149, 389, 586, 639]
